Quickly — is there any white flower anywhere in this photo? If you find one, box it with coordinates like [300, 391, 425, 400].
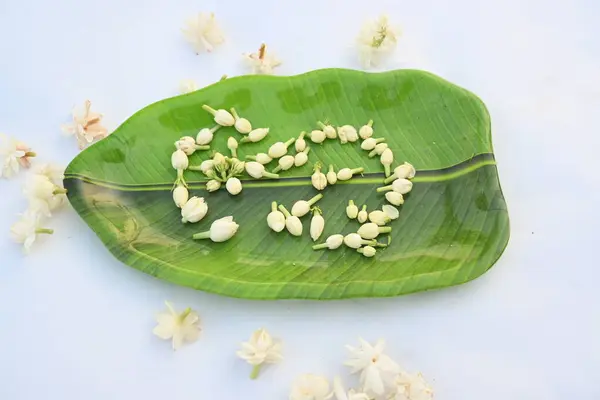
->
[369, 143, 389, 157]
[199, 159, 214, 174]
[227, 136, 239, 158]
[246, 152, 272, 165]
[171, 149, 189, 170]
[226, 177, 242, 195]
[345, 338, 400, 396]
[179, 79, 198, 94]
[312, 234, 344, 250]
[346, 200, 358, 219]
[311, 164, 327, 191]
[338, 125, 358, 143]
[181, 197, 208, 223]
[310, 208, 325, 241]
[294, 148, 310, 167]
[152, 301, 201, 351]
[333, 376, 370, 400]
[0, 134, 35, 178]
[369, 210, 391, 226]
[391, 371, 434, 400]
[361, 137, 386, 151]
[196, 125, 221, 145]
[236, 328, 283, 379]
[243, 43, 281, 75]
[357, 246, 377, 257]
[192, 216, 239, 242]
[10, 211, 53, 252]
[337, 167, 364, 181]
[385, 162, 416, 183]
[359, 120, 374, 139]
[318, 122, 337, 139]
[176, 136, 208, 155]
[344, 233, 377, 249]
[326, 165, 337, 185]
[357, 223, 392, 240]
[291, 194, 323, 217]
[295, 132, 307, 152]
[380, 148, 394, 177]
[309, 129, 326, 144]
[240, 128, 269, 143]
[35, 163, 64, 185]
[382, 205, 400, 220]
[172, 184, 189, 208]
[267, 202, 286, 232]
[182, 12, 224, 53]
[246, 161, 279, 179]
[385, 192, 404, 206]
[273, 155, 295, 173]
[377, 179, 413, 195]
[357, 205, 368, 223]
[61, 100, 108, 149]
[206, 179, 221, 192]
[24, 174, 67, 210]
[290, 374, 332, 400]
[268, 138, 295, 159]
[278, 204, 302, 236]
[202, 105, 235, 126]
[229, 158, 245, 176]
[356, 15, 399, 69]
[212, 152, 227, 169]
[229, 107, 252, 134]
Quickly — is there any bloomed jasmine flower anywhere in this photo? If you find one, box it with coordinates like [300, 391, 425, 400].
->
[182, 12, 224, 53]
[345, 338, 400, 396]
[192, 216, 239, 242]
[176, 136, 209, 155]
[27, 164, 66, 216]
[243, 43, 281, 75]
[181, 197, 208, 223]
[61, 100, 109, 149]
[24, 174, 68, 215]
[333, 376, 370, 400]
[391, 371, 434, 400]
[236, 328, 283, 379]
[179, 79, 198, 94]
[310, 207, 325, 241]
[10, 211, 53, 253]
[338, 125, 358, 143]
[290, 374, 332, 400]
[0, 134, 36, 178]
[356, 15, 400, 69]
[153, 301, 201, 350]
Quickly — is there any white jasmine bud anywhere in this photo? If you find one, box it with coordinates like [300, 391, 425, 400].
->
[384, 162, 416, 183]
[196, 125, 221, 145]
[291, 194, 323, 217]
[357, 205, 368, 223]
[385, 191, 404, 206]
[181, 196, 208, 223]
[338, 127, 348, 144]
[346, 200, 358, 219]
[344, 233, 377, 249]
[212, 152, 227, 169]
[200, 159, 214, 175]
[308, 129, 326, 144]
[317, 121, 337, 139]
[338, 125, 358, 142]
[361, 137, 386, 151]
[227, 136, 239, 158]
[226, 177, 242, 195]
[380, 148, 394, 176]
[273, 155, 295, 173]
[267, 201, 286, 232]
[245, 161, 279, 179]
[229, 158, 246, 176]
[312, 234, 344, 250]
[202, 104, 235, 126]
[192, 216, 239, 242]
[357, 246, 377, 257]
[321, 166, 335, 186]
[206, 179, 221, 192]
[368, 142, 388, 157]
[295, 132, 307, 152]
[278, 204, 302, 236]
[357, 223, 392, 239]
[311, 163, 327, 191]
[359, 119, 374, 139]
[230, 108, 252, 134]
[268, 138, 295, 158]
[337, 167, 364, 181]
[368, 210, 391, 226]
[173, 184, 189, 208]
[176, 136, 209, 155]
[240, 128, 270, 143]
[171, 149, 189, 170]
[382, 204, 399, 220]
[310, 207, 325, 241]
[376, 178, 413, 194]
[245, 153, 272, 165]
[294, 147, 310, 167]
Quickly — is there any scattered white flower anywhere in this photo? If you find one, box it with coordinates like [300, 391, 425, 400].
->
[226, 177, 242, 195]
[202, 104, 235, 126]
[385, 192, 404, 206]
[171, 149, 189, 170]
[236, 328, 283, 379]
[346, 200, 359, 219]
[196, 125, 221, 145]
[377, 178, 413, 194]
[392, 371, 434, 400]
[361, 137, 386, 151]
[61, 100, 109, 149]
[229, 158, 246, 176]
[230, 108, 252, 134]
[199, 159, 214, 174]
[382, 204, 400, 220]
[344, 233, 377, 249]
[318, 121, 337, 139]
[172, 184, 189, 208]
[357, 246, 377, 257]
[295, 132, 307, 152]
[311, 163, 328, 191]
[10, 211, 53, 252]
[338, 125, 358, 143]
[243, 43, 281, 75]
[290, 374, 332, 400]
[337, 167, 364, 181]
[181, 196, 208, 223]
[176, 136, 209, 155]
[357, 223, 392, 240]
[326, 165, 337, 185]
[345, 338, 400, 396]
[192, 216, 239, 242]
[227, 136, 239, 158]
[291, 194, 324, 218]
[359, 120, 374, 140]
[309, 129, 326, 144]
[153, 301, 201, 351]
[24, 174, 68, 212]
[333, 376, 370, 400]
[356, 15, 399, 69]
[182, 12, 224, 53]
[357, 205, 368, 223]
[381, 148, 394, 177]
[312, 234, 345, 250]
[369, 210, 391, 226]
[294, 147, 310, 167]
[385, 162, 416, 183]
[273, 155, 295, 173]
[179, 79, 198, 94]
[206, 179, 221, 192]
[268, 138, 295, 159]
[369, 143, 389, 158]
[310, 207, 325, 241]
[246, 152, 272, 165]
[267, 201, 286, 232]
[240, 128, 270, 143]
[278, 204, 303, 236]
[0, 134, 35, 178]
[246, 161, 279, 179]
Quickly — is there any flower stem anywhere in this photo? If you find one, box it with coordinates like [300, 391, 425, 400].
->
[192, 231, 211, 240]
[376, 185, 392, 193]
[272, 166, 282, 173]
[384, 165, 391, 177]
[271, 201, 278, 212]
[53, 188, 68, 195]
[231, 148, 238, 158]
[317, 121, 326, 129]
[278, 205, 291, 218]
[262, 171, 279, 179]
[239, 137, 251, 144]
[351, 167, 364, 175]
[210, 125, 221, 134]
[202, 104, 216, 115]
[35, 228, 54, 235]
[383, 174, 397, 184]
[284, 138, 296, 147]
[368, 149, 378, 158]
[246, 155, 257, 161]
[298, 131, 306, 140]
[196, 145, 210, 151]
[303, 147, 311, 155]
[230, 107, 240, 119]
[307, 193, 323, 207]
[188, 165, 203, 171]
[367, 119, 373, 127]
[378, 227, 392, 233]
[25, 151, 37, 157]
[312, 243, 328, 250]
[250, 364, 262, 380]
[361, 239, 378, 246]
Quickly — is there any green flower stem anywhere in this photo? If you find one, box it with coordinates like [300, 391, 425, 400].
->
[376, 185, 392, 193]
[368, 149, 378, 158]
[25, 151, 37, 157]
[192, 231, 211, 240]
[316, 121, 326, 129]
[250, 364, 262, 380]
[351, 168, 364, 175]
[383, 174, 397, 184]
[378, 227, 392, 234]
[239, 137, 251, 144]
[231, 148, 238, 158]
[52, 188, 68, 195]
[271, 201, 278, 212]
[307, 193, 323, 207]
[278, 204, 291, 218]
[312, 243, 328, 250]
[195, 145, 210, 151]
[262, 171, 279, 179]
[367, 119, 373, 127]
[284, 138, 296, 147]
[384, 164, 391, 177]
[246, 155, 257, 161]
[298, 131, 306, 140]
[361, 239, 378, 246]
[35, 228, 54, 235]
[230, 107, 240, 119]
[202, 104, 217, 115]
[188, 165, 203, 171]
[272, 166, 282, 173]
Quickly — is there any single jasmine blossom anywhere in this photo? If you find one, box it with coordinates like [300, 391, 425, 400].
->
[381, 148, 394, 177]
[344, 233, 377, 249]
[245, 161, 279, 179]
[357, 246, 377, 257]
[368, 210, 391, 226]
[10, 211, 53, 252]
[240, 128, 269, 143]
[61, 99, 109, 149]
[227, 136, 239, 158]
[230, 108, 252, 134]
[243, 43, 282, 75]
[368, 142, 389, 158]
[24, 174, 68, 210]
[0, 134, 36, 178]
[198, 159, 214, 174]
[337, 167, 364, 181]
[291, 194, 324, 217]
[179, 79, 198, 94]
[357, 205, 368, 223]
[384, 162, 416, 183]
[317, 121, 337, 139]
[312, 234, 344, 250]
[338, 125, 358, 143]
[226, 177, 242, 195]
[182, 12, 224, 53]
[392, 371, 434, 400]
[310, 207, 325, 241]
[356, 15, 399, 69]
[376, 178, 413, 194]
[289, 374, 332, 400]
[361, 137, 386, 151]
[385, 191, 404, 206]
[172, 183, 189, 208]
[181, 197, 208, 223]
[236, 328, 283, 379]
[326, 165, 337, 185]
[311, 163, 327, 191]
[245, 152, 272, 165]
[333, 376, 370, 400]
[309, 129, 326, 144]
[345, 337, 400, 396]
[295, 131, 307, 152]
[206, 179, 221, 192]
[192, 216, 239, 242]
[272, 155, 295, 173]
[267, 201, 286, 232]
[202, 104, 235, 126]
[196, 125, 221, 145]
[357, 223, 392, 239]
[278, 204, 302, 236]
[346, 200, 358, 219]
[294, 147, 311, 167]
[359, 120, 374, 139]
[152, 301, 201, 351]
[382, 204, 400, 220]
[268, 138, 295, 159]
[171, 149, 189, 170]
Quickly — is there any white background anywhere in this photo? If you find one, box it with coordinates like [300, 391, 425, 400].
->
[1, 0, 599, 399]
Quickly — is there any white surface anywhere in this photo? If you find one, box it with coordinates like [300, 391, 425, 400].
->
[1, 0, 599, 399]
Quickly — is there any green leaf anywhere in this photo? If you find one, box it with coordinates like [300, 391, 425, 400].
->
[64, 69, 509, 300]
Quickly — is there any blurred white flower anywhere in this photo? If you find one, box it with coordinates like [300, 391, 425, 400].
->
[236, 328, 283, 379]
[290, 374, 332, 400]
[244, 43, 281, 75]
[333, 376, 370, 400]
[152, 301, 201, 351]
[182, 12, 224, 53]
[0, 134, 36, 178]
[10, 211, 53, 253]
[345, 338, 400, 396]
[24, 174, 67, 217]
[179, 79, 198, 94]
[391, 371, 434, 400]
[61, 100, 109, 149]
[356, 15, 400, 69]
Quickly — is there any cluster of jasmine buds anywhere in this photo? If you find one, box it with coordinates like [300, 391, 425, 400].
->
[337, 167, 364, 181]
[317, 121, 337, 139]
[230, 108, 252, 134]
[0, 134, 36, 179]
[379, 162, 416, 206]
[311, 163, 327, 191]
[175, 136, 210, 155]
[270, 195, 324, 237]
[239, 128, 270, 143]
[337, 125, 359, 144]
[359, 120, 374, 139]
[192, 216, 239, 242]
[268, 138, 295, 159]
